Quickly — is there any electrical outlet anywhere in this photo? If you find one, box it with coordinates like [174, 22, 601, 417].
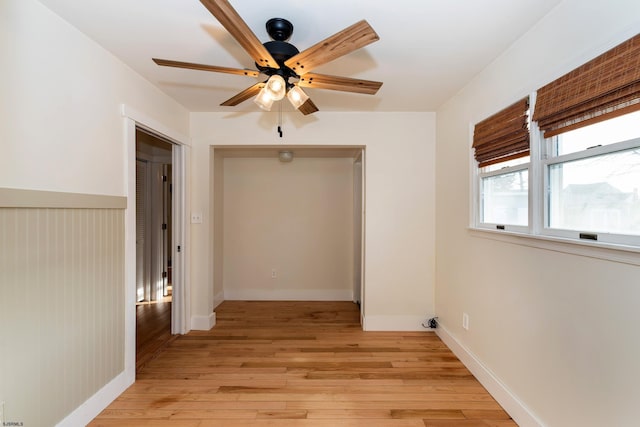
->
[462, 313, 469, 330]
[271, 268, 277, 279]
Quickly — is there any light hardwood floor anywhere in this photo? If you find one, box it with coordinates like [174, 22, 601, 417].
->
[91, 301, 517, 426]
[136, 300, 174, 373]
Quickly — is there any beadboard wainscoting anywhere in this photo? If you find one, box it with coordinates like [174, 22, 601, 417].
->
[0, 188, 126, 426]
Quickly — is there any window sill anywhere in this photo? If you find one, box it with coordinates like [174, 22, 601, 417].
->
[468, 227, 640, 266]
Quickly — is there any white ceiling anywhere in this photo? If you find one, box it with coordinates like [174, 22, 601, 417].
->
[38, 0, 562, 113]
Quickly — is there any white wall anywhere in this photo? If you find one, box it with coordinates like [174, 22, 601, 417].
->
[0, 0, 188, 196]
[191, 112, 436, 331]
[435, 1, 640, 426]
[0, 1, 189, 424]
[222, 156, 354, 300]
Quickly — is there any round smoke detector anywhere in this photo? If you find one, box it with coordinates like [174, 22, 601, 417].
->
[278, 150, 294, 162]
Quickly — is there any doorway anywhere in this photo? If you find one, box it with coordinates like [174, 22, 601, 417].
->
[135, 128, 174, 371]
[211, 146, 366, 324]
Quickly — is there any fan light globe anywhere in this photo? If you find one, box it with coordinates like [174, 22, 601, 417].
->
[265, 75, 286, 100]
[254, 87, 274, 111]
[287, 85, 309, 109]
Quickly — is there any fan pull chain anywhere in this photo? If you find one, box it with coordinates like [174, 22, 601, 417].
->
[277, 101, 283, 138]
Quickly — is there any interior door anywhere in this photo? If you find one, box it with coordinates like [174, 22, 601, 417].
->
[171, 143, 187, 334]
[136, 159, 150, 302]
[162, 164, 172, 297]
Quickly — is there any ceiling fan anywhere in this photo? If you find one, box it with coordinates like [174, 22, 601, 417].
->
[152, 0, 383, 115]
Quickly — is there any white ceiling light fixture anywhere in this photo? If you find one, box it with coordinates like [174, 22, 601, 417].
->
[255, 80, 309, 112]
[265, 74, 286, 101]
[278, 150, 294, 162]
[253, 86, 274, 110]
[286, 85, 309, 109]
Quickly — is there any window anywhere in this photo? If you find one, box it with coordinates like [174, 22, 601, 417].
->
[544, 111, 640, 242]
[481, 167, 529, 227]
[473, 98, 530, 230]
[472, 33, 640, 248]
[551, 111, 640, 156]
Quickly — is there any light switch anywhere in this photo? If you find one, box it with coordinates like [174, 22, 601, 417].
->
[191, 212, 203, 224]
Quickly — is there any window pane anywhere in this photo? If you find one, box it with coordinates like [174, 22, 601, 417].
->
[482, 170, 528, 225]
[482, 155, 530, 173]
[548, 148, 640, 235]
[554, 111, 640, 156]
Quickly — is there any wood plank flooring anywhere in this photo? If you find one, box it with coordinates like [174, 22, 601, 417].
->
[136, 300, 174, 373]
[92, 301, 517, 426]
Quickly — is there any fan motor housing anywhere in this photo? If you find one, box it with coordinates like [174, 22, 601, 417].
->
[262, 41, 299, 65]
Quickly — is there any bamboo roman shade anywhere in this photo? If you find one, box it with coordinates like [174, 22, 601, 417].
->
[533, 33, 640, 138]
[473, 97, 530, 168]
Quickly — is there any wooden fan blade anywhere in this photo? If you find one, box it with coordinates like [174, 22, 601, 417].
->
[298, 73, 382, 95]
[220, 82, 265, 106]
[285, 20, 379, 74]
[153, 58, 259, 77]
[200, 0, 277, 69]
[298, 98, 319, 115]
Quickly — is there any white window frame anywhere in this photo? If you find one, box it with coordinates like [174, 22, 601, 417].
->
[471, 94, 640, 259]
[541, 136, 640, 247]
[476, 162, 531, 234]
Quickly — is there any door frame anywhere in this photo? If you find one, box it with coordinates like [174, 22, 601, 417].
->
[355, 149, 366, 325]
[122, 105, 190, 382]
